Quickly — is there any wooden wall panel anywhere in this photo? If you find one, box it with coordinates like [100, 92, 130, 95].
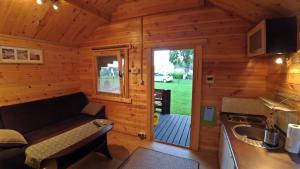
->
[266, 15, 300, 132]
[0, 35, 80, 106]
[80, 18, 147, 136]
[142, 7, 270, 151]
[266, 53, 300, 131]
[80, 6, 270, 151]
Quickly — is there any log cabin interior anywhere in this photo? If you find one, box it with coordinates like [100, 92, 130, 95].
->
[0, 0, 300, 169]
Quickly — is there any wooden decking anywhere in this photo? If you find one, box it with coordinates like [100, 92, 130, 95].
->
[154, 114, 191, 147]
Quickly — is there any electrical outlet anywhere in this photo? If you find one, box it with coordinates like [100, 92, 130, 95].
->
[138, 132, 146, 140]
[206, 75, 215, 84]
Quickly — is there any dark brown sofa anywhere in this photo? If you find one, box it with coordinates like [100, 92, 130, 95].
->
[0, 92, 108, 169]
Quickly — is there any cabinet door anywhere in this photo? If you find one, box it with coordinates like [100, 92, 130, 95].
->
[225, 135, 236, 169]
[223, 136, 230, 169]
[247, 20, 266, 57]
[219, 126, 228, 169]
[219, 127, 224, 166]
[219, 126, 237, 169]
[227, 149, 236, 169]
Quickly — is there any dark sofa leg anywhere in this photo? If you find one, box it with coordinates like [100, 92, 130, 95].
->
[95, 134, 113, 159]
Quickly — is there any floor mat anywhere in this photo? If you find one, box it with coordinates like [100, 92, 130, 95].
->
[119, 147, 199, 169]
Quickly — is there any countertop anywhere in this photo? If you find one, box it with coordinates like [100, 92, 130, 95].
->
[221, 113, 300, 169]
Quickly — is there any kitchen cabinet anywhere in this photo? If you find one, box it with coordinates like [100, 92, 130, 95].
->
[219, 125, 237, 169]
[247, 17, 297, 57]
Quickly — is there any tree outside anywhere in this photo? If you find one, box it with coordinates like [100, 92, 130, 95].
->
[169, 49, 194, 79]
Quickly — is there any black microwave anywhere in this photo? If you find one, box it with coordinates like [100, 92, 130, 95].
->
[247, 17, 297, 57]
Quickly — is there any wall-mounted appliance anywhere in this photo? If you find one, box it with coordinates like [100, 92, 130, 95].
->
[247, 16, 298, 57]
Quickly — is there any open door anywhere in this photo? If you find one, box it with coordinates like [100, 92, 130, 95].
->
[148, 45, 203, 151]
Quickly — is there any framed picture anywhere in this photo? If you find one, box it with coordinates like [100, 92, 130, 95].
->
[2, 47, 15, 61]
[0, 46, 43, 64]
[17, 49, 29, 60]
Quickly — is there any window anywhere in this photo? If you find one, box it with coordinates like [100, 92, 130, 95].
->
[95, 49, 129, 98]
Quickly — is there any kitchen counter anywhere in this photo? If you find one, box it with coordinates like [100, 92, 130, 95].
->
[221, 113, 300, 169]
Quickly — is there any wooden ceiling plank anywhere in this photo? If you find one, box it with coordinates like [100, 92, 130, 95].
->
[59, 12, 94, 43]
[33, 7, 56, 39]
[64, 0, 111, 23]
[10, 1, 36, 37]
[199, 0, 206, 6]
[112, 0, 202, 21]
[20, 3, 51, 38]
[0, 0, 15, 33]
[92, 0, 125, 15]
[45, 5, 81, 42]
[208, 0, 280, 23]
[0, 0, 22, 35]
[250, 0, 300, 16]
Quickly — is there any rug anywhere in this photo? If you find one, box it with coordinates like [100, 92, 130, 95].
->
[68, 145, 130, 169]
[119, 147, 199, 169]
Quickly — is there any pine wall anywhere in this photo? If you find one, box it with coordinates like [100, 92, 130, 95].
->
[79, 6, 270, 151]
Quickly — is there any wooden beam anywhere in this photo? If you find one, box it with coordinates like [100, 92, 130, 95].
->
[64, 0, 110, 23]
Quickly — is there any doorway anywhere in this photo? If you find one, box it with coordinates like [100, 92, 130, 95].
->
[153, 49, 194, 147]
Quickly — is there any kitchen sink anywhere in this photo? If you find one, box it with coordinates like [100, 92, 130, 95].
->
[232, 124, 265, 148]
[226, 114, 283, 149]
[234, 124, 264, 141]
[227, 114, 265, 126]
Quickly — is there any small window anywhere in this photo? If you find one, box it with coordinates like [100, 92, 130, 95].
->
[95, 49, 128, 98]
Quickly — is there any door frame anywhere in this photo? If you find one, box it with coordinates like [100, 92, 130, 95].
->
[146, 41, 205, 151]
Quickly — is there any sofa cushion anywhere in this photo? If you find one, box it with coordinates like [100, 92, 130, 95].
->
[0, 129, 28, 148]
[81, 102, 104, 116]
[24, 114, 94, 144]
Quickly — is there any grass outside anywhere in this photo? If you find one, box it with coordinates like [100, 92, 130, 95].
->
[155, 79, 192, 116]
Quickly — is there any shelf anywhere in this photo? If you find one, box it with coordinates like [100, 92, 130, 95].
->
[259, 97, 297, 112]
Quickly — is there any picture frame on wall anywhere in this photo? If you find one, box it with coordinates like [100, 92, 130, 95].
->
[0, 46, 43, 64]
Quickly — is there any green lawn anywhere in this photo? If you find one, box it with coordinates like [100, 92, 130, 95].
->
[155, 79, 192, 116]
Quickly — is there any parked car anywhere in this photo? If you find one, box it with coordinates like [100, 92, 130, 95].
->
[154, 73, 173, 83]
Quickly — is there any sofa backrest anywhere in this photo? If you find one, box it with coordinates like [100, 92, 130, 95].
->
[0, 116, 4, 129]
[0, 92, 88, 134]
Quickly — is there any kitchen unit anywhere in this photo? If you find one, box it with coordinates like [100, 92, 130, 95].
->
[219, 112, 300, 169]
[219, 125, 236, 169]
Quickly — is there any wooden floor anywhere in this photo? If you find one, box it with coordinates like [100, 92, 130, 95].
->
[71, 131, 219, 169]
[154, 114, 191, 147]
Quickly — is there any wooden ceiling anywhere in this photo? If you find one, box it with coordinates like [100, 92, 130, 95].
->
[209, 0, 300, 23]
[0, 0, 124, 46]
[0, 0, 299, 46]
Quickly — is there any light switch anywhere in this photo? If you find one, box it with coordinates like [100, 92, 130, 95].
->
[130, 68, 140, 74]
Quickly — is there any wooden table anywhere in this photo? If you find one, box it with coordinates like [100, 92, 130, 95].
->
[41, 124, 113, 169]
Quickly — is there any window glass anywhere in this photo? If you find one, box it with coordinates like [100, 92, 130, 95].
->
[96, 56, 122, 95]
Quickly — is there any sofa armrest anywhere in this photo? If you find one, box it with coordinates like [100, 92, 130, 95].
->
[0, 148, 26, 169]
